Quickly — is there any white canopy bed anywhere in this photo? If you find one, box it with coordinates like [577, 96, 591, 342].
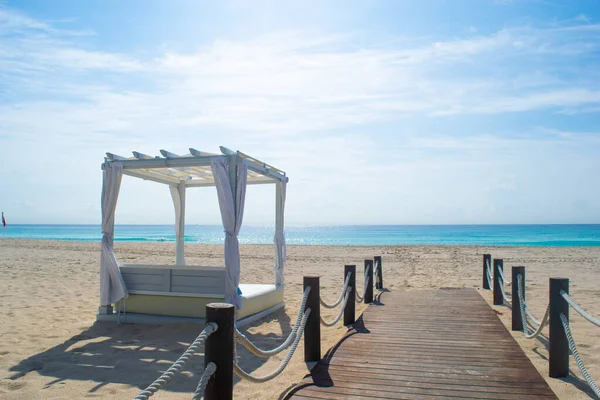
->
[96, 146, 288, 325]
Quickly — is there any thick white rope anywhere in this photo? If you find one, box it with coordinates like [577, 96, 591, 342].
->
[492, 267, 511, 306]
[500, 277, 512, 307]
[502, 292, 512, 307]
[233, 308, 311, 383]
[320, 273, 351, 309]
[561, 291, 600, 328]
[526, 305, 549, 339]
[486, 266, 493, 290]
[235, 287, 311, 358]
[516, 275, 549, 339]
[560, 313, 600, 398]
[373, 261, 380, 288]
[135, 323, 217, 400]
[355, 269, 370, 303]
[321, 288, 350, 327]
[191, 362, 217, 400]
[497, 267, 511, 285]
[513, 274, 541, 326]
[526, 307, 542, 326]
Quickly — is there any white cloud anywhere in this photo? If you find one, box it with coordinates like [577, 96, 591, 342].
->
[1, 6, 599, 224]
[2, 8, 600, 137]
[0, 6, 54, 32]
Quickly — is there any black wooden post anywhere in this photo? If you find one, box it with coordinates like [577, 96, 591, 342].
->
[374, 256, 383, 289]
[512, 266, 525, 331]
[344, 265, 356, 326]
[304, 276, 321, 362]
[483, 254, 491, 290]
[364, 259, 374, 304]
[493, 259, 503, 305]
[205, 303, 234, 400]
[549, 278, 569, 378]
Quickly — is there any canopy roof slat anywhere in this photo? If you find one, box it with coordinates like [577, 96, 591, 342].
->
[220, 146, 236, 155]
[160, 149, 187, 159]
[159, 149, 223, 178]
[238, 151, 285, 175]
[106, 152, 131, 161]
[123, 169, 180, 185]
[103, 147, 286, 187]
[132, 151, 154, 160]
[189, 148, 218, 157]
[185, 178, 276, 187]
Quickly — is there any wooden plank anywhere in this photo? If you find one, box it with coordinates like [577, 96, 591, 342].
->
[286, 288, 557, 400]
[170, 276, 224, 294]
[119, 264, 224, 271]
[122, 265, 225, 294]
[122, 282, 165, 292]
[120, 267, 164, 275]
[171, 269, 225, 278]
[122, 273, 165, 285]
[165, 268, 172, 291]
[170, 275, 222, 287]
[121, 273, 165, 291]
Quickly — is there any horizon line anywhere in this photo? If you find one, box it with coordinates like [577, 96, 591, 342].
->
[4, 223, 600, 227]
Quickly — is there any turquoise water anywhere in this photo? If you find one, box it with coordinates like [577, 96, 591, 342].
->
[2, 224, 600, 246]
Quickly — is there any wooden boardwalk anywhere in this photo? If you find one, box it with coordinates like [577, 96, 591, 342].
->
[286, 288, 557, 400]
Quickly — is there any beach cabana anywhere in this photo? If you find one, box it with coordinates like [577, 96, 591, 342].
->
[96, 147, 288, 325]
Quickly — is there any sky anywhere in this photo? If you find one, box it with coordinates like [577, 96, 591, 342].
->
[1, 0, 599, 226]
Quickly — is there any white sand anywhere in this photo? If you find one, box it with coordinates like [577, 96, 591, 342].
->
[0, 239, 598, 399]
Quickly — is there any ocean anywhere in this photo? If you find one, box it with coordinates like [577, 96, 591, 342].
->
[2, 224, 600, 246]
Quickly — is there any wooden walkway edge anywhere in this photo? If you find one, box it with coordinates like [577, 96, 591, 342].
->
[286, 288, 557, 400]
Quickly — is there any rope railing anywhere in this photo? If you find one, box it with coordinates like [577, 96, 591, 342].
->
[320, 272, 351, 309]
[561, 291, 600, 328]
[235, 287, 311, 358]
[486, 267, 493, 290]
[483, 257, 492, 290]
[373, 256, 384, 290]
[483, 256, 598, 399]
[490, 259, 511, 307]
[134, 322, 218, 400]
[321, 288, 351, 327]
[233, 308, 311, 383]
[500, 273, 512, 307]
[560, 313, 600, 398]
[498, 267, 511, 286]
[516, 275, 549, 339]
[525, 307, 542, 326]
[355, 269, 370, 303]
[187, 257, 384, 399]
[373, 260, 382, 291]
[191, 362, 217, 400]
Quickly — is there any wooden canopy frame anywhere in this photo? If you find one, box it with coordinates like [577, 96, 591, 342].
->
[101, 145, 288, 273]
[103, 146, 286, 187]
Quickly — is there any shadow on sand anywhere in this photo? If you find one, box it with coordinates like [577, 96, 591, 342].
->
[9, 308, 293, 395]
[281, 314, 371, 399]
[531, 333, 597, 399]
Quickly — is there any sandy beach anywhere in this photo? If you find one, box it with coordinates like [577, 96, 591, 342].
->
[0, 239, 598, 399]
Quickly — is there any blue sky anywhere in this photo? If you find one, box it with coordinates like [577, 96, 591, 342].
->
[1, 0, 599, 225]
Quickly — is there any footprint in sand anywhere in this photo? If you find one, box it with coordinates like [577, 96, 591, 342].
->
[2, 380, 29, 391]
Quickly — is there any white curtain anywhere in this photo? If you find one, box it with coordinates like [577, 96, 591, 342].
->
[169, 184, 186, 265]
[211, 158, 247, 308]
[100, 163, 128, 306]
[274, 178, 287, 286]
